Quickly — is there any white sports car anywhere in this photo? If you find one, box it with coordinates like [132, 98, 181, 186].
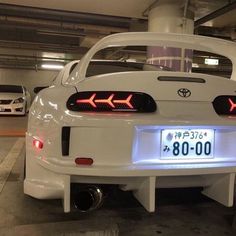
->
[24, 32, 236, 213]
[0, 85, 31, 115]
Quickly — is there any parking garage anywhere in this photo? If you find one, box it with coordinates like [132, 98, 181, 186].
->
[0, 0, 236, 235]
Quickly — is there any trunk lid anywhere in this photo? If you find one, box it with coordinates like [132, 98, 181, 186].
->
[76, 71, 236, 102]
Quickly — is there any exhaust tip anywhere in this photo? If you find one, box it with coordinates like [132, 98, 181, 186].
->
[73, 185, 103, 212]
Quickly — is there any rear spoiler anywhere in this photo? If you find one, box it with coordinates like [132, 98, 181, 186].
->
[70, 32, 236, 83]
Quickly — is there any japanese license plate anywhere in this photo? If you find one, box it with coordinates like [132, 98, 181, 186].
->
[161, 129, 214, 159]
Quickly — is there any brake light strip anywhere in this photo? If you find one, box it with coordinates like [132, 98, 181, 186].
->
[76, 93, 97, 108]
[95, 94, 115, 108]
[228, 98, 236, 112]
[76, 93, 134, 109]
[113, 94, 133, 109]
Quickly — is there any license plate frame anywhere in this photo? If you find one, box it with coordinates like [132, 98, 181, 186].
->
[161, 129, 215, 159]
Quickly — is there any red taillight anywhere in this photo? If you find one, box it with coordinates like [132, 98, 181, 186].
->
[75, 157, 93, 166]
[76, 93, 97, 108]
[95, 94, 115, 108]
[213, 96, 236, 115]
[33, 138, 43, 149]
[228, 98, 236, 112]
[67, 91, 156, 112]
[113, 94, 133, 109]
[76, 93, 134, 109]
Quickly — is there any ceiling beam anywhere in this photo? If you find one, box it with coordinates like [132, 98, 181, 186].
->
[0, 3, 133, 28]
[195, 1, 236, 28]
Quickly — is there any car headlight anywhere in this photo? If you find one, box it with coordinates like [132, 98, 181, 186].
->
[13, 97, 24, 104]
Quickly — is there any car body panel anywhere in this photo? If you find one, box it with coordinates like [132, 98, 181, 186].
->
[24, 32, 236, 213]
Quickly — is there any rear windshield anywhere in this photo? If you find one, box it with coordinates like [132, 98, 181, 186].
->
[86, 61, 171, 77]
[0, 85, 23, 93]
[87, 46, 232, 78]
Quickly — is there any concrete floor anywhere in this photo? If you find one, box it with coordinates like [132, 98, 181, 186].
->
[0, 137, 235, 235]
[0, 138, 16, 163]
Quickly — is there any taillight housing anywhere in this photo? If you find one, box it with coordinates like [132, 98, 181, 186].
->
[67, 91, 156, 112]
[213, 96, 236, 115]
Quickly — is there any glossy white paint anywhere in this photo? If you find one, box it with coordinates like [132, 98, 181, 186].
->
[0, 86, 31, 115]
[51, 60, 79, 87]
[24, 32, 236, 212]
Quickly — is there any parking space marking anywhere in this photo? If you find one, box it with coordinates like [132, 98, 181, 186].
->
[0, 130, 26, 137]
[0, 138, 25, 193]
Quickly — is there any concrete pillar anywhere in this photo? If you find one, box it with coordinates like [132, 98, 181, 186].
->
[147, 0, 194, 72]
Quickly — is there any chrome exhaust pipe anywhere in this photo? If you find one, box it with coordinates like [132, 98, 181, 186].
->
[73, 185, 103, 212]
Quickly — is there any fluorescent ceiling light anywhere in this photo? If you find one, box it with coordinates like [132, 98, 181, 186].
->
[204, 58, 219, 65]
[41, 64, 64, 70]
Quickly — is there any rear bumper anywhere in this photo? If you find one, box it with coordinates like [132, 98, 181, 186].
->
[37, 156, 236, 177]
[25, 123, 236, 212]
[24, 156, 236, 213]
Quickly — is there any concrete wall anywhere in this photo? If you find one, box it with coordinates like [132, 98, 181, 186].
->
[0, 68, 58, 99]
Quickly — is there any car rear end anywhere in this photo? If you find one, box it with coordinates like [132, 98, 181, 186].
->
[24, 71, 236, 212]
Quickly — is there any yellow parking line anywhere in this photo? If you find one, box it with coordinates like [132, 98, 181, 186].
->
[0, 130, 26, 137]
[0, 138, 25, 193]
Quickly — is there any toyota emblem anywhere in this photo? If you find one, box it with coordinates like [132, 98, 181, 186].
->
[177, 88, 191, 98]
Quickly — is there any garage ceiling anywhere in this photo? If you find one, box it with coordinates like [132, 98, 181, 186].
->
[0, 0, 155, 19]
[0, 0, 230, 19]
[0, 0, 235, 71]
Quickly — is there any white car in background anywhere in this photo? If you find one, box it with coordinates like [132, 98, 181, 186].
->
[0, 85, 31, 115]
[24, 32, 236, 213]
